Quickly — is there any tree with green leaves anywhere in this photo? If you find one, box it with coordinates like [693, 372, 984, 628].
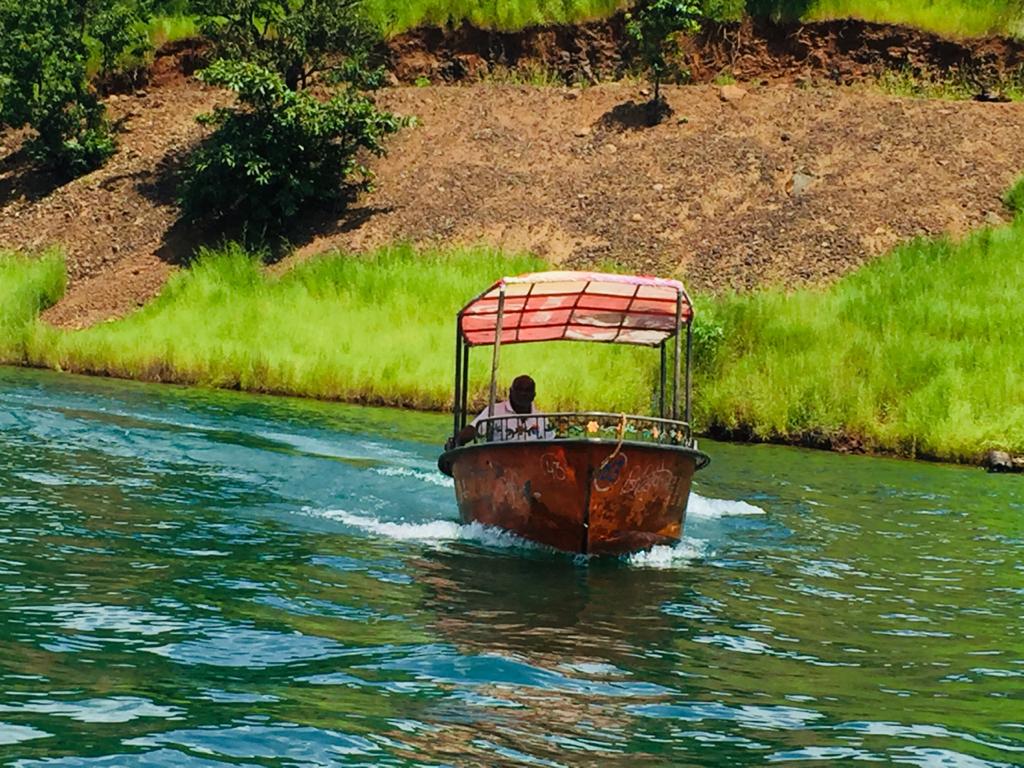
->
[0, 0, 151, 177]
[193, 0, 382, 91]
[626, 0, 703, 116]
[179, 59, 409, 238]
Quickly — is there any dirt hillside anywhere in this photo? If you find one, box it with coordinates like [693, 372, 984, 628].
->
[1, 35, 1024, 328]
[388, 15, 1024, 86]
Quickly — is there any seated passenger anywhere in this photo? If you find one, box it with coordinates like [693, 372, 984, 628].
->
[451, 374, 550, 447]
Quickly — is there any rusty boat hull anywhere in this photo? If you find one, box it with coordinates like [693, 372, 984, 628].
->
[440, 439, 710, 555]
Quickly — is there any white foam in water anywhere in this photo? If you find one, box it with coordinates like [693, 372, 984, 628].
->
[312, 509, 711, 568]
[687, 493, 765, 518]
[371, 465, 454, 488]
[302, 491, 761, 568]
[625, 538, 709, 569]
[320, 510, 543, 551]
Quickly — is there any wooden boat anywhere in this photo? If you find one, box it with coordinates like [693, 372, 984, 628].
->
[438, 271, 710, 555]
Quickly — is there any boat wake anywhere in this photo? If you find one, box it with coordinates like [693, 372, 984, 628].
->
[319, 509, 543, 551]
[303, 488, 764, 567]
[370, 465, 454, 488]
[687, 494, 765, 519]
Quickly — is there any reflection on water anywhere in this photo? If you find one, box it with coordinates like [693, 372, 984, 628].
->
[0, 366, 1022, 766]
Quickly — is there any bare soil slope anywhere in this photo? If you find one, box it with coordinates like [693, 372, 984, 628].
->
[1, 58, 1023, 327]
[306, 83, 1024, 288]
[0, 52, 221, 328]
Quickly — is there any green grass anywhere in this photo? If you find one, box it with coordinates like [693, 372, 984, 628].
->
[694, 219, 1024, 461]
[0, 251, 65, 363]
[876, 66, 1024, 101]
[147, 14, 199, 47]
[122, 1, 1024, 43]
[805, 0, 1024, 38]
[21, 244, 657, 413]
[6, 225, 1024, 463]
[365, 0, 627, 33]
[364, 0, 1024, 37]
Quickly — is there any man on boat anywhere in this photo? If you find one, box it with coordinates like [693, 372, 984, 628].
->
[449, 374, 550, 447]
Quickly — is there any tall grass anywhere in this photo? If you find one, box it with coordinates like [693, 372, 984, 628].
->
[805, 0, 1024, 38]
[365, 0, 627, 33]
[0, 251, 65, 363]
[123, 1, 1024, 39]
[26, 244, 657, 413]
[365, 0, 1024, 36]
[695, 220, 1024, 461]
[7, 228, 1024, 462]
[147, 14, 199, 47]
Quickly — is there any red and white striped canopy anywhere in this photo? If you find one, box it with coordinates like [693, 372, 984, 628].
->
[459, 271, 692, 347]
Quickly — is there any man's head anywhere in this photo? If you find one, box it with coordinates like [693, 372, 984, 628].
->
[509, 374, 536, 414]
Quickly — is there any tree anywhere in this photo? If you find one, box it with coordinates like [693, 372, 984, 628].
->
[178, 59, 409, 237]
[626, 0, 703, 116]
[193, 0, 382, 91]
[0, 0, 149, 177]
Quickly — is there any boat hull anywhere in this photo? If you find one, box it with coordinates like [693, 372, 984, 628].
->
[443, 440, 707, 555]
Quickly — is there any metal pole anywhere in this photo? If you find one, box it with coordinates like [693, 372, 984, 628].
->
[685, 321, 693, 429]
[659, 341, 667, 419]
[453, 325, 462, 440]
[488, 287, 506, 419]
[460, 343, 470, 430]
[672, 291, 683, 421]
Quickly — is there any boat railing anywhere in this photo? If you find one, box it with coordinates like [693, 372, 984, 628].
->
[471, 412, 695, 447]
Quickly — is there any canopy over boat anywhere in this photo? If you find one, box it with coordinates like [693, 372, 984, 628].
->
[459, 271, 693, 348]
[442, 270, 708, 555]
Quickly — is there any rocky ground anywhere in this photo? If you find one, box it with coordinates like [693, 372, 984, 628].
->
[2, 36, 1024, 328]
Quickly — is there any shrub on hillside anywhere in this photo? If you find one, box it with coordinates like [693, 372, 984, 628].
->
[0, 0, 151, 177]
[1005, 175, 1024, 219]
[0, 1, 110, 175]
[178, 60, 408, 238]
[91, 0, 156, 86]
[193, 0, 382, 90]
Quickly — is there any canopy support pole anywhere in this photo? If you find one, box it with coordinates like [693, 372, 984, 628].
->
[685, 320, 693, 429]
[460, 343, 470, 430]
[672, 291, 683, 420]
[488, 287, 506, 423]
[453, 324, 462, 439]
[659, 341, 667, 419]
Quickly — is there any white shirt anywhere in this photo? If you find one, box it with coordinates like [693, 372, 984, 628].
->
[470, 401, 551, 442]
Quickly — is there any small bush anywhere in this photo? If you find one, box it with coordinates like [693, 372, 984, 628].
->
[90, 0, 154, 82]
[1005, 175, 1024, 219]
[179, 60, 409, 238]
[691, 310, 725, 367]
[626, 0, 703, 110]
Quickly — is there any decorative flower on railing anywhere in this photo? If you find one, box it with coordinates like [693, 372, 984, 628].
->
[473, 413, 693, 447]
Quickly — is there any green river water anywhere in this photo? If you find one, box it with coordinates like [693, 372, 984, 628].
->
[0, 366, 1021, 766]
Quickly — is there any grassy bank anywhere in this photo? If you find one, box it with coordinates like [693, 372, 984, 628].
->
[804, 0, 1024, 39]
[368, 0, 1024, 36]
[366, 0, 627, 34]
[134, 1, 1024, 37]
[694, 219, 1024, 461]
[12, 245, 656, 413]
[0, 251, 65, 362]
[4, 220, 1024, 462]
